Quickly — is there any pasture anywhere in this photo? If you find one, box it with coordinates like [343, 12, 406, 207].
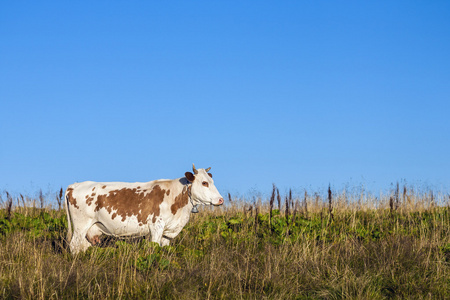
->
[1, 186, 449, 299]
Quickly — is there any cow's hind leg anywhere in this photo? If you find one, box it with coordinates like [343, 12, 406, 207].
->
[69, 224, 93, 254]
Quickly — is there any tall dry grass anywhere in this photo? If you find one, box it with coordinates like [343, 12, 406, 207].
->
[0, 185, 449, 299]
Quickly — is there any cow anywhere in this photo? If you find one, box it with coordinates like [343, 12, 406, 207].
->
[64, 164, 224, 254]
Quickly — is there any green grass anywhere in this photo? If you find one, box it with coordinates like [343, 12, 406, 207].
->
[0, 189, 449, 299]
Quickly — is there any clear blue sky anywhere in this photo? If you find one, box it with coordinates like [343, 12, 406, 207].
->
[1, 1, 449, 197]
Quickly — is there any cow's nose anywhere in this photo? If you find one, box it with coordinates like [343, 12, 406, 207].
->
[218, 198, 224, 205]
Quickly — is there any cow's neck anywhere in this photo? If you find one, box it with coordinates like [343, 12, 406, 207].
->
[184, 183, 199, 213]
[172, 178, 196, 214]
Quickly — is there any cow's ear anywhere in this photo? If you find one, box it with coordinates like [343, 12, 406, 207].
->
[185, 172, 195, 182]
[208, 173, 213, 178]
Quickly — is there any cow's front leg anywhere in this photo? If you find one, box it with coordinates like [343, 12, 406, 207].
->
[149, 217, 165, 245]
[161, 236, 171, 247]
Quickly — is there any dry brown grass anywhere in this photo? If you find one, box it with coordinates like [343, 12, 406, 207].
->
[0, 186, 449, 299]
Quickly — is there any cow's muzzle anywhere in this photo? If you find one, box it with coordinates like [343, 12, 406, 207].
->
[214, 198, 224, 206]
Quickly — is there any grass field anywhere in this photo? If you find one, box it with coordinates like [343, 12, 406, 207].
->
[1, 186, 449, 299]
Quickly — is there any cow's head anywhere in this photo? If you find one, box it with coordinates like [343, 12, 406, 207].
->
[185, 164, 224, 206]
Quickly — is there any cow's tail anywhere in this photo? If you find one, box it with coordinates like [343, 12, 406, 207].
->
[64, 188, 73, 243]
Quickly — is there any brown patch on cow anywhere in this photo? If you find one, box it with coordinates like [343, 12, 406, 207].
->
[112, 212, 117, 219]
[86, 194, 95, 206]
[92, 187, 95, 191]
[171, 186, 189, 215]
[102, 185, 106, 189]
[67, 188, 79, 209]
[93, 185, 167, 224]
[85, 195, 88, 199]
[137, 186, 141, 189]
[91, 193, 96, 197]
[166, 189, 170, 196]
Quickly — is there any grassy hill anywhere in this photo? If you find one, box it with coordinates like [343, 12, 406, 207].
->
[1, 187, 449, 299]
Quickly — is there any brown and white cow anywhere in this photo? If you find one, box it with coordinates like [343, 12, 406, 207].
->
[65, 164, 224, 254]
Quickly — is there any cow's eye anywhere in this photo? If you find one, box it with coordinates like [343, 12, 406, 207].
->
[202, 181, 209, 187]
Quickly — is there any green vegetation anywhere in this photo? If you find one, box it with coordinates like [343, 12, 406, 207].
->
[1, 187, 449, 299]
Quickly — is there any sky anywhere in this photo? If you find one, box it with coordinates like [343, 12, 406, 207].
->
[1, 1, 449, 199]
